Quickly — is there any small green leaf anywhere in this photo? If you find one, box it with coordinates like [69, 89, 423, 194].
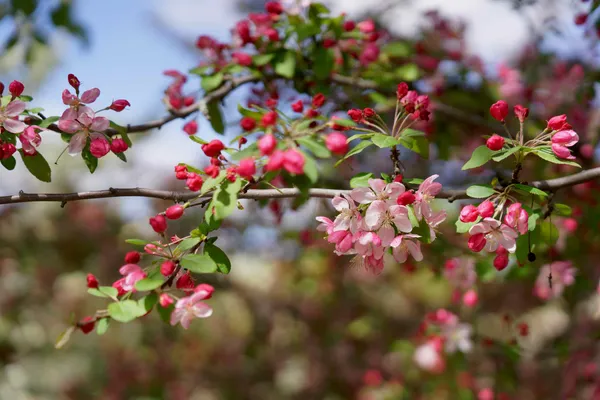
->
[138, 293, 158, 312]
[528, 211, 541, 231]
[201, 171, 226, 195]
[204, 243, 231, 274]
[274, 51, 296, 79]
[157, 303, 174, 324]
[55, 326, 75, 349]
[96, 318, 109, 335]
[399, 135, 429, 158]
[115, 152, 127, 162]
[466, 184, 496, 199]
[456, 219, 476, 234]
[253, 53, 274, 66]
[81, 146, 98, 174]
[492, 146, 521, 162]
[176, 237, 202, 252]
[301, 151, 318, 183]
[19, 150, 51, 182]
[332, 119, 357, 128]
[553, 203, 572, 217]
[38, 116, 59, 128]
[201, 73, 224, 92]
[134, 278, 163, 292]
[1, 156, 16, 170]
[237, 104, 262, 120]
[347, 133, 373, 142]
[462, 145, 496, 170]
[512, 184, 548, 198]
[125, 239, 149, 246]
[371, 133, 400, 148]
[314, 47, 334, 80]
[180, 254, 217, 274]
[403, 178, 423, 185]
[108, 300, 147, 323]
[297, 137, 331, 158]
[382, 42, 411, 57]
[350, 172, 374, 188]
[335, 141, 373, 166]
[533, 149, 581, 168]
[540, 220, 559, 245]
[207, 100, 225, 135]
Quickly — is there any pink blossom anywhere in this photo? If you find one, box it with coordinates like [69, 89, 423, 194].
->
[354, 231, 384, 260]
[364, 200, 412, 244]
[551, 129, 578, 160]
[327, 229, 354, 254]
[19, 126, 44, 155]
[460, 205, 479, 223]
[331, 194, 362, 233]
[414, 174, 442, 221]
[424, 209, 447, 241]
[170, 290, 213, 329]
[62, 87, 100, 107]
[350, 178, 405, 205]
[390, 234, 423, 263]
[413, 341, 445, 373]
[444, 258, 476, 290]
[533, 261, 576, 300]
[315, 216, 334, 235]
[283, 148, 305, 174]
[442, 323, 473, 353]
[504, 203, 529, 235]
[468, 218, 518, 253]
[58, 106, 109, 155]
[118, 264, 147, 292]
[477, 200, 495, 218]
[0, 100, 27, 133]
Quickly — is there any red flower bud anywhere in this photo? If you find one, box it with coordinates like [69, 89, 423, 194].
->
[311, 93, 326, 108]
[517, 322, 529, 336]
[183, 96, 194, 107]
[363, 108, 376, 118]
[486, 134, 505, 151]
[0, 82, 4, 95]
[493, 253, 509, 271]
[194, 283, 215, 298]
[323, 38, 337, 48]
[149, 214, 167, 233]
[547, 114, 567, 130]
[124, 251, 141, 264]
[468, 233, 486, 252]
[325, 132, 349, 155]
[258, 134, 277, 155]
[160, 260, 176, 276]
[477, 200, 495, 218]
[575, 13, 588, 25]
[265, 1, 283, 14]
[394, 175, 403, 183]
[86, 273, 99, 289]
[186, 173, 204, 192]
[291, 100, 304, 113]
[232, 52, 253, 67]
[261, 111, 278, 127]
[159, 293, 174, 307]
[183, 120, 198, 136]
[396, 191, 416, 205]
[265, 28, 279, 42]
[237, 157, 256, 179]
[109, 99, 130, 112]
[90, 138, 110, 158]
[460, 205, 479, 222]
[110, 138, 128, 154]
[201, 139, 225, 157]
[176, 272, 195, 291]
[489, 100, 509, 122]
[238, 137, 247, 148]
[79, 316, 95, 334]
[165, 205, 184, 220]
[240, 116, 256, 131]
[343, 20, 356, 31]
[513, 104, 529, 122]
[347, 108, 363, 122]
[204, 164, 220, 178]
[8, 80, 24, 97]
[68, 74, 80, 90]
[396, 82, 409, 99]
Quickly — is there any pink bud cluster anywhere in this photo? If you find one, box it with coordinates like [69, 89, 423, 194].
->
[0, 80, 42, 158]
[316, 176, 446, 274]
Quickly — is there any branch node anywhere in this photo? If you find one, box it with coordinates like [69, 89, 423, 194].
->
[108, 187, 117, 194]
[60, 200, 67, 208]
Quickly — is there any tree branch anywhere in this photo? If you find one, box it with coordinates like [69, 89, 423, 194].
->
[3, 167, 599, 206]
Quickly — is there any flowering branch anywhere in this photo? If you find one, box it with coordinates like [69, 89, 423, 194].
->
[3, 166, 599, 206]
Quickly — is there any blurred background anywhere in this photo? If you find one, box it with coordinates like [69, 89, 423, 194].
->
[1, 0, 600, 399]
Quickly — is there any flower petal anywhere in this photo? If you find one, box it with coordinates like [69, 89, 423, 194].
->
[5, 100, 26, 116]
[80, 88, 100, 103]
[68, 132, 88, 155]
[2, 119, 26, 133]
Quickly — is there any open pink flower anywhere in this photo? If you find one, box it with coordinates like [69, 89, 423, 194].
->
[331, 194, 362, 233]
[19, 126, 44, 155]
[364, 200, 412, 244]
[414, 174, 442, 221]
[354, 231, 385, 260]
[350, 178, 405, 205]
[425, 209, 447, 241]
[0, 100, 27, 133]
[390, 234, 423, 263]
[327, 229, 354, 254]
[62, 87, 100, 107]
[170, 290, 214, 329]
[504, 203, 528, 235]
[414, 340, 445, 373]
[58, 106, 109, 155]
[468, 218, 518, 253]
[316, 216, 334, 235]
[551, 129, 578, 160]
[118, 264, 147, 292]
[533, 261, 576, 300]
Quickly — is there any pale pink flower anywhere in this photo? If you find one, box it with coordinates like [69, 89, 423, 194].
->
[504, 203, 529, 235]
[354, 231, 385, 260]
[315, 216, 334, 235]
[327, 229, 354, 254]
[413, 340, 445, 373]
[444, 258, 477, 290]
[551, 129, 578, 160]
[62, 87, 100, 107]
[19, 126, 44, 155]
[390, 234, 423, 263]
[364, 200, 412, 245]
[118, 264, 147, 292]
[425, 209, 447, 241]
[331, 194, 362, 233]
[170, 290, 213, 329]
[414, 175, 442, 221]
[468, 218, 518, 253]
[442, 323, 473, 354]
[350, 178, 405, 205]
[533, 261, 576, 300]
[58, 106, 109, 155]
[0, 100, 27, 133]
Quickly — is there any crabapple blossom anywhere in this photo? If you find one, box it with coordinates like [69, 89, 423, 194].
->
[551, 129, 578, 160]
[62, 87, 100, 108]
[149, 214, 168, 233]
[469, 218, 518, 253]
[460, 205, 479, 223]
[364, 200, 413, 244]
[89, 137, 110, 158]
[19, 126, 43, 155]
[159, 293, 174, 308]
[58, 106, 110, 155]
[124, 251, 140, 264]
[8, 80, 24, 97]
[258, 134, 277, 155]
[486, 134, 504, 151]
[170, 290, 214, 329]
[237, 158, 256, 179]
[161, 260, 176, 277]
[117, 264, 147, 292]
[166, 205, 185, 220]
[109, 99, 130, 112]
[110, 138, 128, 153]
[0, 100, 27, 133]
[331, 194, 362, 233]
[413, 340, 445, 373]
[503, 203, 528, 235]
[390, 234, 423, 263]
[489, 100, 508, 122]
[325, 132, 348, 155]
[444, 258, 477, 291]
[86, 273, 99, 289]
[413, 174, 442, 221]
[351, 178, 405, 206]
[477, 200, 495, 218]
[547, 114, 567, 131]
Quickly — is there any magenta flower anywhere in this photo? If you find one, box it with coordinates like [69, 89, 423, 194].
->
[58, 106, 109, 155]
[0, 100, 27, 133]
[533, 261, 576, 300]
[468, 218, 518, 253]
[390, 234, 423, 263]
[19, 126, 45, 155]
[331, 194, 362, 233]
[503, 203, 529, 235]
[414, 174, 442, 221]
[350, 178, 405, 205]
[170, 290, 213, 329]
[551, 129, 578, 160]
[364, 200, 412, 245]
[62, 87, 100, 107]
[118, 264, 147, 292]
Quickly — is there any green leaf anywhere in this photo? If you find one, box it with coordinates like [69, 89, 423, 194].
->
[81, 146, 98, 174]
[87, 286, 119, 298]
[301, 151, 318, 183]
[125, 239, 149, 246]
[55, 326, 75, 349]
[206, 178, 243, 222]
[115, 152, 127, 162]
[295, 22, 320, 41]
[108, 300, 147, 323]
[399, 135, 429, 158]
[110, 121, 132, 148]
[138, 293, 158, 312]
[402, 129, 425, 138]
[403, 178, 423, 185]
[456, 219, 476, 234]
[38, 116, 59, 128]
[350, 172, 373, 188]
[204, 243, 231, 274]
[201, 73, 224, 92]
[382, 42, 411, 57]
[347, 133, 373, 142]
[157, 303, 174, 324]
[314, 47, 334, 80]
[528, 211, 541, 231]
[180, 254, 217, 274]
[336, 141, 373, 166]
[96, 318, 109, 335]
[466, 184, 496, 199]
[253, 53, 274, 66]
[371, 133, 400, 148]
[512, 184, 548, 198]
[1, 156, 16, 170]
[492, 146, 521, 162]
[189, 136, 207, 145]
[462, 145, 496, 170]
[19, 150, 51, 182]
[553, 203, 572, 217]
[540, 220, 559, 245]
[134, 278, 163, 292]
[274, 51, 296, 79]
[332, 118, 357, 128]
[237, 104, 262, 120]
[176, 237, 202, 252]
[201, 171, 226, 195]
[533, 149, 581, 168]
[297, 137, 331, 158]
[395, 63, 419, 81]
[206, 100, 225, 134]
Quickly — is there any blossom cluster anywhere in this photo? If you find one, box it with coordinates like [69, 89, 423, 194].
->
[316, 176, 446, 274]
[0, 81, 38, 159]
